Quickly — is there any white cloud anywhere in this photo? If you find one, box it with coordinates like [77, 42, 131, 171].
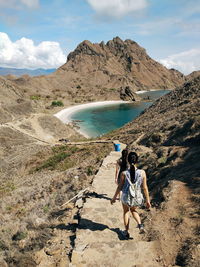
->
[86, 0, 148, 18]
[160, 49, 200, 75]
[0, 32, 66, 69]
[0, 0, 39, 9]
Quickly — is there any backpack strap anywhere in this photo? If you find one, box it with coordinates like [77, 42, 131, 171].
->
[125, 170, 134, 186]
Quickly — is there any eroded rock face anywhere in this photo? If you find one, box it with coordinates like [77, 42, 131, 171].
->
[60, 36, 186, 92]
[0, 37, 188, 106]
[120, 86, 141, 101]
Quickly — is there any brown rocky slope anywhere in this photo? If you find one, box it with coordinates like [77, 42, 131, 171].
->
[2, 37, 186, 109]
[0, 38, 198, 266]
[60, 37, 185, 91]
[106, 76, 200, 266]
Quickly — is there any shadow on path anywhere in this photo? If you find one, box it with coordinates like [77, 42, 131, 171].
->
[54, 218, 133, 241]
[86, 192, 111, 201]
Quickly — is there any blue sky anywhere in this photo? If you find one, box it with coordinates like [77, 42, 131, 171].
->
[0, 0, 200, 74]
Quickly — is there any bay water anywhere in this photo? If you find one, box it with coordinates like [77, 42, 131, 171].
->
[71, 90, 170, 138]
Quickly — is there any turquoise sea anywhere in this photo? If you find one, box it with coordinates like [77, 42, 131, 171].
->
[71, 90, 170, 138]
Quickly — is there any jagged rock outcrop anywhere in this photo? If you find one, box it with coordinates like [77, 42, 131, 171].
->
[1, 37, 187, 107]
[120, 86, 141, 101]
[59, 37, 186, 92]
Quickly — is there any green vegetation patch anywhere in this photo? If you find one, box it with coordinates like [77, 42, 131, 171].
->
[35, 151, 70, 171]
[157, 156, 167, 165]
[33, 145, 80, 172]
[86, 166, 94, 176]
[0, 182, 16, 195]
[12, 231, 28, 241]
[43, 205, 50, 213]
[51, 100, 64, 107]
[31, 143, 113, 175]
[30, 95, 41, 100]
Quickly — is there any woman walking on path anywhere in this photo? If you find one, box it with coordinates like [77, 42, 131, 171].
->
[114, 148, 129, 200]
[111, 151, 151, 239]
[115, 148, 129, 184]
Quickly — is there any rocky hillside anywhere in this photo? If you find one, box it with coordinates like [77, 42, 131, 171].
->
[187, 70, 200, 81]
[108, 76, 200, 193]
[107, 76, 200, 266]
[0, 37, 198, 266]
[56, 37, 186, 101]
[1, 37, 186, 109]
[108, 75, 200, 147]
[60, 37, 185, 90]
[0, 113, 113, 266]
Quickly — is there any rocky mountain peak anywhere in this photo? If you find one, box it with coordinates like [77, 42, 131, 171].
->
[66, 37, 145, 62]
[67, 39, 104, 61]
[106, 36, 124, 47]
[57, 37, 186, 99]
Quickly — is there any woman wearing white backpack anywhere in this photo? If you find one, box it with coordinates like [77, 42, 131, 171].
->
[111, 151, 151, 239]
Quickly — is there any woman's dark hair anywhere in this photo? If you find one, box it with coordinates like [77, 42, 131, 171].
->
[128, 152, 138, 183]
[120, 149, 129, 172]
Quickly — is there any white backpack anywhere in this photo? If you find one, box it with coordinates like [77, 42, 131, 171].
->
[122, 170, 144, 207]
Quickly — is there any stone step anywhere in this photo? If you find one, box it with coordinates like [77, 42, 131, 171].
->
[71, 240, 160, 267]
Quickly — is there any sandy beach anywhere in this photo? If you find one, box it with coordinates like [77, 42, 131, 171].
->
[136, 89, 171, 94]
[54, 100, 128, 138]
[54, 100, 128, 123]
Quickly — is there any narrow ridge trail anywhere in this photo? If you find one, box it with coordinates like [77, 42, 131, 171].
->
[0, 115, 115, 146]
[70, 143, 161, 267]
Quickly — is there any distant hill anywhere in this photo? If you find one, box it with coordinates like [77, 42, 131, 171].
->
[186, 70, 200, 81]
[0, 67, 56, 76]
[59, 37, 186, 90]
[0, 37, 187, 106]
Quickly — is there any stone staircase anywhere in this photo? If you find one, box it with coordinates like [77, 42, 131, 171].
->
[70, 145, 161, 267]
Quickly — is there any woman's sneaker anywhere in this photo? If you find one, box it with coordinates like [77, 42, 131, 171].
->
[121, 230, 130, 239]
[138, 224, 146, 234]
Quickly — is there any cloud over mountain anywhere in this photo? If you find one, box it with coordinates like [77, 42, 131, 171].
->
[160, 48, 200, 75]
[86, 0, 148, 18]
[0, 32, 66, 69]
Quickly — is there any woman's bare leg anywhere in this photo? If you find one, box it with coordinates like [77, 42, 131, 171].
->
[122, 203, 130, 232]
[130, 207, 141, 225]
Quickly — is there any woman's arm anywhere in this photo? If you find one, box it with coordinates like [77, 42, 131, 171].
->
[142, 170, 151, 209]
[111, 172, 125, 204]
[115, 162, 120, 184]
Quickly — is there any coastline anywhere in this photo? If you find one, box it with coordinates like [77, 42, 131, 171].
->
[54, 100, 129, 138]
[54, 90, 170, 138]
[136, 89, 171, 94]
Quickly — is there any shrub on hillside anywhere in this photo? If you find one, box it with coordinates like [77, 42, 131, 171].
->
[30, 95, 40, 100]
[51, 100, 64, 107]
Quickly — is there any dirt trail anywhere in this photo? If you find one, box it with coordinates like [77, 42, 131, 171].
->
[0, 114, 55, 144]
[70, 143, 161, 267]
[0, 114, 118, 146]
